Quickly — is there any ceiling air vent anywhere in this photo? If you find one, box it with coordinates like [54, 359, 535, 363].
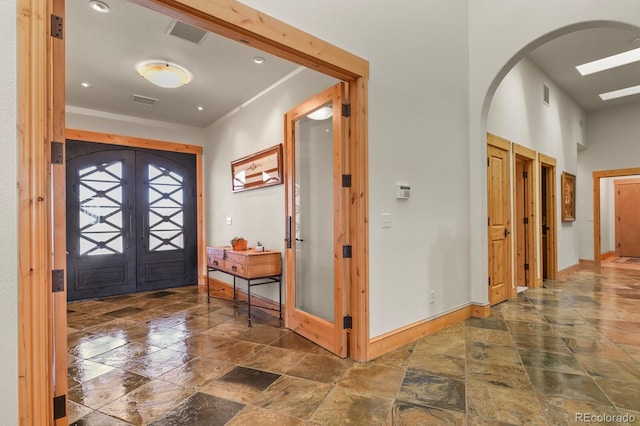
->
[131, 94, 158, 106]
[166, 20, 207, 44]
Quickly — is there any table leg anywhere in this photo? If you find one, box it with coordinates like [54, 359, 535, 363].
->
[247, 280, 252, 327]
[278, 277, 282, 320]
[233, 276, 236, 301]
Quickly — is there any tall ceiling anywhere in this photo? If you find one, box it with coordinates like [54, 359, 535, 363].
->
[66, 1, 640, 129]
[528, 27, 640, 112]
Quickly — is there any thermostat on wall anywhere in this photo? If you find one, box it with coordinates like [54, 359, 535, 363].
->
[396, 184, 411, 199]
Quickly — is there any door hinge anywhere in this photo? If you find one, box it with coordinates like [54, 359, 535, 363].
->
[488, 217, 490, 226]
[342, 174, 352, 188]
[488, 276, 491, 286]
[52, 269, 64, 293]
[487, 158, 490, 167]
[51, 14, 63, 39]
[524, 263, 530, 271]
[523, 217, 529, 225]
[51, 141, 64, 165]
[523, 171, 528, 179]
[53, 394, 66, 420]
[342, 103, 351, 117]
[342, 245, 352, 258]
[343, 315, 352, 329]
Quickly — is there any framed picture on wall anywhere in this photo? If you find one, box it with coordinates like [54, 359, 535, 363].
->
[562, 171, 576, 222]
[231, 144, 283, 192]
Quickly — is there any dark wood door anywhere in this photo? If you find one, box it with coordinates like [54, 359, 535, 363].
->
[66, 140, 197, 301]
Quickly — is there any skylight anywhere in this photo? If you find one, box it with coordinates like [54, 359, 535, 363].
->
[599, 84, 640, 101]
[576, 46, 640, 76]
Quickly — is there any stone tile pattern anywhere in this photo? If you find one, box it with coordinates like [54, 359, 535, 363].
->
[68, 267, 640, 425]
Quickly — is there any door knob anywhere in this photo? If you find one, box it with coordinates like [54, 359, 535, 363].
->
[504, 228, 511, 237]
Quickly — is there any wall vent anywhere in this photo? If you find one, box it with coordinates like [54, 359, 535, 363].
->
[166, 20, 207, 44]
[131, 94, 158, 106]
[543, 84, 550, 106]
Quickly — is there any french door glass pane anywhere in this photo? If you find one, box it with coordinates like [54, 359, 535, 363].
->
[295, 101, 334, 321]
[148, 164, 185, 251]
[78, 161, 124, 255]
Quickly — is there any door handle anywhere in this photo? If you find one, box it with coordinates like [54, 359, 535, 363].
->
[285, 216, 292, 248]
[504, 228, 511, 238]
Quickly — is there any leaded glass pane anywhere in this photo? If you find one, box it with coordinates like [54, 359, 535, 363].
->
[78, 161, 124, 256]
[148, 164, 185, 251]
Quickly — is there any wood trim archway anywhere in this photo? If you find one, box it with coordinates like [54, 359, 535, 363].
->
[19, 0, 369, 423]
[593, 167, 640, 267]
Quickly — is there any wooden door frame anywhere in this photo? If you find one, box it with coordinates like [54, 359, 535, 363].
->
[538, 154, 557, 281]
[513, 144, 537, 290]
[19, 0, 370, 421]
[593, 167, 640, 267]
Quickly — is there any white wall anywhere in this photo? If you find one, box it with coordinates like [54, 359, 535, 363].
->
[204, 68, 337, 301]
[487, 58, 586, 271]
[578, 102, 640, 260]
[600, 178, 614, 254]
[1, 0, 17, 421]
[66, 107, 207, 146]
[239, 0, 472, 338]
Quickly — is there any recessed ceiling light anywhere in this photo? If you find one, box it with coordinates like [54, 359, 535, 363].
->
[253, 57, 265, 64]
[89, 0, 110, 13]
[599, 84, 640, 101]
[135, 60, 193, 89]
[576, 46, 640, 76]
[81, 82, 91, 88]
[197, 106, 204, 111]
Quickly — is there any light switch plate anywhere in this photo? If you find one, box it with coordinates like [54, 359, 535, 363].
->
[382, 213, 391, 228]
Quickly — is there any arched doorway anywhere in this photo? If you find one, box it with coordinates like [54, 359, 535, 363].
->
[475, 20, 640, 306]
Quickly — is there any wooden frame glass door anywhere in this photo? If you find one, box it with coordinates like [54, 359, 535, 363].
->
[285, 83, 349, 357]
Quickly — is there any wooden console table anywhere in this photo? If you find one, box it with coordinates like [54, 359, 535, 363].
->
[206, 246, 282, 326]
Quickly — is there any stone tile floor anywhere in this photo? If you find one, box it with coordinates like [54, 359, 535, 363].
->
[68, 266, 640, 425]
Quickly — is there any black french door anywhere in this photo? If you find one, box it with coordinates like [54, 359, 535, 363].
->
[66, 140, 197, 301]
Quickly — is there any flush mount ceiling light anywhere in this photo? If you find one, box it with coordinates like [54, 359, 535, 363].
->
[253, 57, 265, 64]
[307, 106, 333, 120]
[599, 84, 640, 101]
[136, 61, 193, 89]
[576, 46, 640, 76]
[81, 82, 92, 88]
[89, 0, 110, 13]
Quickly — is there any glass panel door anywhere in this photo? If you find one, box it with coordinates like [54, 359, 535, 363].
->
[285, 83, 348, 357]
[295, 102, 335, 322]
